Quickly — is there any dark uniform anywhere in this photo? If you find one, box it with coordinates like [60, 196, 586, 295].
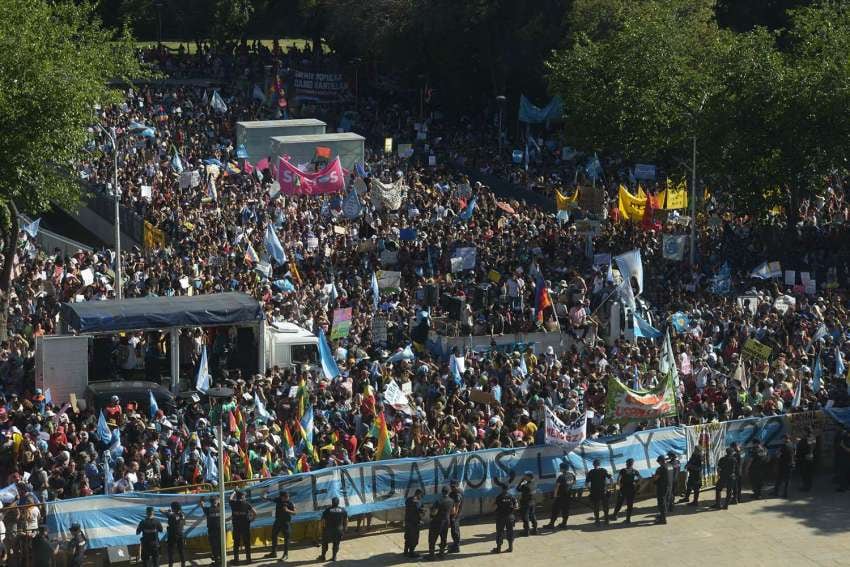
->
[404, 493, 424, 557]
[492, 490, 518, 553]
[665, 454, 679, 511]
[797, 432, 816, 492]
[774, 437, 795, 498]
[201, 499, 222, 563]
[731, 444, 743, 503]
[270, 494, 296, 559]
[549, 465, 575, 528]
[715, 450, 736, 509]
[31, 528, 54, 567]
[613, 463, 640, 523]
[136, 511, 163, 567]
[448, 483, 463, 552]
[66, 527, 88, 567]
[653, 457, 669, 524]
[586, 463, 611, 525]
[516, 474, 537, 536]
[837, 430, 850, 491]
[428, 491, 454, 558]
[320, 501, 348, 561]
[230, 495, 256, 563]
[684, 449, 703, 504]
[164, 507, 186, 567]
[749, 442, 769, 499]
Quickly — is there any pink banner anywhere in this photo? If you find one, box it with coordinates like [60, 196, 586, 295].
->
[277, 157, 345, 195]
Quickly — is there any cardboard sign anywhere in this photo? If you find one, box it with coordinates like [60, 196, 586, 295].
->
[470, 389, 497, 405]
[784, 270, 796, 286]
[742, 338, 772, 361]
[371, 316, 388, 344]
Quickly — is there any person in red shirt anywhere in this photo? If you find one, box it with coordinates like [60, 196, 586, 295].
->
[104, 396, 122, 421]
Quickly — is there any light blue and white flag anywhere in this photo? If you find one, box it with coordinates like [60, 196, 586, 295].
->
[255, 394, 273, 423]
[210, 91, 228, 113]
[387, 345, 415, 364]
[204, 450, 218, 484]
[671, 312, 690, 333]
[264, 225, 287, 264]
[836, 346, 846, 377]
[750, 261, 782, 279]
[97, 411, 111, 442]
[195, 346, 210, 394]
[615, 249, 644, 294]
[633, 313, 662, 339]
[22, 218, 41, 239]
[662, 234, 687, 261]
[252, 84, 267, 104]
[813, 352, 823, 393]
[148, 390, 159, 418]
[317, 329, 341, 379]
[371, 272, 380, 312]
[342, 189, 362, 219]
[792, 375, 803, 408]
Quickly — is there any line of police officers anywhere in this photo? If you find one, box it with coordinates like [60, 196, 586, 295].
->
[128, 427, 844, 565]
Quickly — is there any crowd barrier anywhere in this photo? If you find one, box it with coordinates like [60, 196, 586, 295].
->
[46, 409, 849, 550]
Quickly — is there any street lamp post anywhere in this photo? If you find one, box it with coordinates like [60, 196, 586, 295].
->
[496, 95, 507, 154]
[690, 134, 697, 266]
[207, 386, 234, 567]
[97, 125, 123, 300]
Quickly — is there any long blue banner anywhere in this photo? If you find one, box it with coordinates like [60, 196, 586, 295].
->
[47, 426, 687, 549]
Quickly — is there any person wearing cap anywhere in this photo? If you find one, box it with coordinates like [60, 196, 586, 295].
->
[264, 485, 296, 560]
[653, 455, 670, 524]
[612, 458, 640, 523]
[199, 496, 222, 563]
[586, 459, 612, 526]
[66, 523, 87, 567]
[516, 471, 537, 536]
[160, 501, 185, 567]
[230, 489, 257, 563]
[447, 479, 463, 552]
[682, 447, 704, 506]
[403, 488, 424, 558]
[492, 476, 518, 553]
[666, 450, 680, 512]
[548, 461, 575, 529]
[713, 448, 736, 510]
[135, 506, 163, 567]
[319, 496, 348, 562]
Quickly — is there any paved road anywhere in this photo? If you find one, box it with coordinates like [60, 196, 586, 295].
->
[167, 482, 850, 567]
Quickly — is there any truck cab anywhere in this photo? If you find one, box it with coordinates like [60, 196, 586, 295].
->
[264, 322, 319, 369]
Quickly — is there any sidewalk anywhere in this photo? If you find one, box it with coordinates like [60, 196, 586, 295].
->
[167, 481, 850, 567]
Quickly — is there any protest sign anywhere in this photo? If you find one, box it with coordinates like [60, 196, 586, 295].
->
[605, 374, 677, 423]
[278, 157, 345, 196]
[545, 408, 587, 452]
[742, 338, 772, 361]
[331, 308, 352, 340]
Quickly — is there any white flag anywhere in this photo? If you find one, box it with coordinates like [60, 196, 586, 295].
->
[195, 346, 210, 394]
[544, 407, 586, 452]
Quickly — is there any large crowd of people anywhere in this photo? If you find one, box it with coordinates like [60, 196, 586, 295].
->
[1, 39, 850, 564]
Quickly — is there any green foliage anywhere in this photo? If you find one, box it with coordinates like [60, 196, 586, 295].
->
[0, 0, 147, 218]
[549, 0, 850, 218]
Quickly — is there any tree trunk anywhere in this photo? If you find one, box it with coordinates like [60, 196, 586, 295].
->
[0, 201, 19, 341]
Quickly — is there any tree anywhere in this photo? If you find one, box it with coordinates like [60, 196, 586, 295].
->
[703, 3, 850, 222]
[0, 0, 145, 338]
[547, 0, 732, 167]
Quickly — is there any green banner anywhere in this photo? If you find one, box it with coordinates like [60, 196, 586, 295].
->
[605, 372, 677, 423]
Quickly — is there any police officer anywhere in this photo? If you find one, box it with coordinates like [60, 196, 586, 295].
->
[797, 428, 817, 492]
[749, 440, 769, 499]
[548, 462, 575, 529]
[516, 471, 537, 536]
[774, 434, 795, 498]
[653, 455, 669, 524]
[714, 447, 736, 509]
[66, 523, 88, 567]
[319, 496, 348, 562]
[448, 479, 463, 553]
[200, 496, 222, 564]
[230, 489, 257, 564]
[265, 487, 296, 560]
[666, 451, 679, 512]
[404, 489, 424, 558]
[612, 458, 640, 523]
[32, 526, 55, 567]
[160, 501, 185, 567]
[837, 428, 850, 492]
[730, 442, 744, 503]
[492, 482, 518, 554]
[136, 506, 163, 567]
[682, 447, 703, 506]
[427, 487, 454, 559]
[586, 459, 612, 526]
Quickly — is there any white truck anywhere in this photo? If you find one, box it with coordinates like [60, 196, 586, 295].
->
[269, 132, 366, 170]
[36, 321, 319, 404]
[236, 119, 327, 162]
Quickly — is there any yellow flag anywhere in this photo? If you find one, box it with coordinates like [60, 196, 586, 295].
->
[555, 188, 579, 210]
[618, 185, 646, 221]
[664, 179, 688, 210]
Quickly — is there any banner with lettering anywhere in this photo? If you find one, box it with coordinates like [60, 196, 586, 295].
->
[278, 157, 345, 196]
[545, 408, 586, 451]
[330, 307, 352, 339]
[605, 374, 677, 424]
